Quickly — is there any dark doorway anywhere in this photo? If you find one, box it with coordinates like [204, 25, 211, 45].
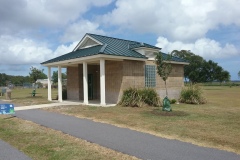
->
[88, 74, 93, 100]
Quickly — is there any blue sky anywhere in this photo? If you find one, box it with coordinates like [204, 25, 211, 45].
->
[0, 0, 239, 80]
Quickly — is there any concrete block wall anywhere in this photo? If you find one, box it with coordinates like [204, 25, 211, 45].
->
[78, 64, 83, 100]
[121, 60, 145, 90]
[105, 60, 123, 104]
[66, 59, 185, 104]
[146, 60, 184, 99]
[67, 66, 80, 100]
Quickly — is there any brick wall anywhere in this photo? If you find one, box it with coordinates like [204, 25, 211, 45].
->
[78, 64, 83, 100]
[112, 60, 145, 103]
[66, 59, 185, 104]
[67, 66, 80, 100]
[105, 60, 123, 104]
[146, 60, 184, 99]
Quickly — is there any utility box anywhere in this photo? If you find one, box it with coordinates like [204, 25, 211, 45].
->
[6, 89, 11, 100]
[1, 88, 6, 96]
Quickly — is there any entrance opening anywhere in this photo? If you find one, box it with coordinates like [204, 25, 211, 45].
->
[88, 74, 93, 100]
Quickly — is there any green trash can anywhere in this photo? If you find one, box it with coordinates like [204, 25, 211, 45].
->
[162, 96, 172, 112]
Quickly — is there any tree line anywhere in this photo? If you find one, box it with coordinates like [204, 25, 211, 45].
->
[171, 50, 231, 83]
[0, 67, 66, 86]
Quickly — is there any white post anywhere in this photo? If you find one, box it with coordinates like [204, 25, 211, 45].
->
[58, 66, 62, 102]
[100, 59, 106, 105]
[83, 62, 88, 104]
[47, 67, 52, 101]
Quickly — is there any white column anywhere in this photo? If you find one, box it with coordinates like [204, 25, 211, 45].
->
[58, 66, 62, 102]
[83, 62, 88, 104]
[47, 67, 52, 101]
[100, 59, 106, 105]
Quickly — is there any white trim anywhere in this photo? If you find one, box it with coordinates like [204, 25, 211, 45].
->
[83, 62, 88, 104]
[168, 61, 189, 65]
[147, 58, 189, 65]
[133, 47, 160, 53]
[42, 54, 147, 67]
[58, 66, 62, 102]
[73, 35, 103, 51]
[100, 59, 106, 105]
[80, 44, 100, 49]
[47, 67, 52, 101]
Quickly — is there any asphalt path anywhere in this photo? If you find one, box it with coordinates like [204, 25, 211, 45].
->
[16, 109, 240, 160]
[0, 140, 32, 160]
[0, 100, 31, 160]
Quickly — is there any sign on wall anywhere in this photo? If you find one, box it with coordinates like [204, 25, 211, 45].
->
[0, 104, 15, 114]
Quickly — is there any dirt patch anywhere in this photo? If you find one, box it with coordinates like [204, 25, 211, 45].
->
[151, 109, 189, 116]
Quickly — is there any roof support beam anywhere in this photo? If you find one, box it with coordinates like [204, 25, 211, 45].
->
[58, 66, 62, 102]
[48, 67, 52, 101]
[83, 62, 88, 104]
[100, 59, 106, 105]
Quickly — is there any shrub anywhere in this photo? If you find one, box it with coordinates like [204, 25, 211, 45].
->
[170, 99, 177, 104]
[140, 88, 161, 107]
[179, 84, 207, 104]
[119, 88, 161, 107]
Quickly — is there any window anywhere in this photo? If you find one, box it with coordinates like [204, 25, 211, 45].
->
[145, 65, 156, 87]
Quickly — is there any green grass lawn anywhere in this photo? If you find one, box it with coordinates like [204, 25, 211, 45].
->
[1, 86, 239, 157]
[46, 86, 240, 154]
[0, 88, 58, 106]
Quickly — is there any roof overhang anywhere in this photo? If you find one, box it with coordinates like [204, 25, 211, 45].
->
[42, 54, 147, 67]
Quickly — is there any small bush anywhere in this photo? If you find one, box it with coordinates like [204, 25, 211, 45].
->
[170, 99, 177, 104]
[119, 88, 161, 107]
[179, 84, 207, 104]
[140, 88, 161, 107]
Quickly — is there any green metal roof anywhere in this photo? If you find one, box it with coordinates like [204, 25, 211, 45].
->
[41, 33, 187, 64]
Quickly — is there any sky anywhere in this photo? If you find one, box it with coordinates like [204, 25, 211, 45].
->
[0, 0, 240, 80]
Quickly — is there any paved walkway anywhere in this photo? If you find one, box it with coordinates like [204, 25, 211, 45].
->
[0, 100, 31, 160]
[15, 108, 240, 160]
[0, 139, 32, 160]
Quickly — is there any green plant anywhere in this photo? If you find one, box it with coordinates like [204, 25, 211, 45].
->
[118, 88, 161, 107]
[140, 88, 161, 107]
[170, 99, 177, 104]
[179, 84, 207, 104]
[155, 52, 172, 96]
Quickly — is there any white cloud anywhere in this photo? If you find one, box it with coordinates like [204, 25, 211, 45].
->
[102, 0, 240, 41]
[0, 35, 77, 65]
[61, 20, 105, 43]
[0, 0, 113, 35]
[156, 36, 239, 59]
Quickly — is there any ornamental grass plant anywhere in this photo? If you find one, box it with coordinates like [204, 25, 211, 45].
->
[119, 88, 161, 107]
[179, 84, 207, 104]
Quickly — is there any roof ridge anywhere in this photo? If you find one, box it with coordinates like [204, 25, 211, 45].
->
[87, 33, 147, 45]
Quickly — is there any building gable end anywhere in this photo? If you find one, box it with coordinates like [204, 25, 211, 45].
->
[73, 35, 103, 51]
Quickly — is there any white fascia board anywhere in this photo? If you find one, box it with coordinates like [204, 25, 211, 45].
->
[42, 54, 147, 67]
[133, 47, 160, 53]
[147, 58, 189, 65]
[164, 61, 189, 65]
[73, 35, 103, 51]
